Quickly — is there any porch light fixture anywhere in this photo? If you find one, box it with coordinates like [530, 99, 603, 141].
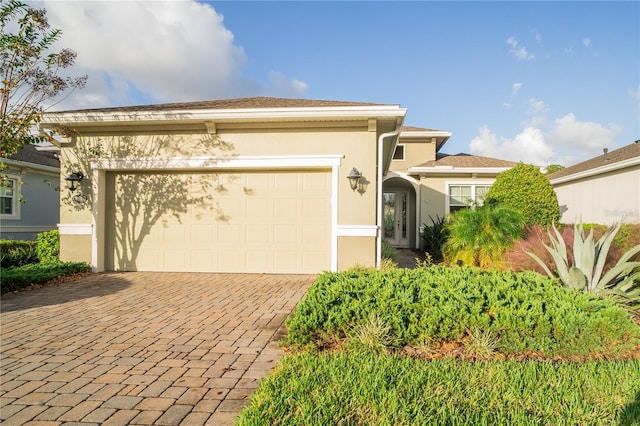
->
[64, 171, 83, 192]
[346, 167, 362, 191]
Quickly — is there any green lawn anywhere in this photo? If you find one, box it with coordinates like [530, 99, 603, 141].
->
[238, 353, 640, 425]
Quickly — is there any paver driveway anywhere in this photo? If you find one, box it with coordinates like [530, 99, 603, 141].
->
[0, 272, 314, 425]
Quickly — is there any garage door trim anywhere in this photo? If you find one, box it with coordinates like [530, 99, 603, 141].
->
[89, 155, 343, 273]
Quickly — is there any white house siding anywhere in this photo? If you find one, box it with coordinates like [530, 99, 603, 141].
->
[0, 170, 60, 240]
[553, 166, 640, 225]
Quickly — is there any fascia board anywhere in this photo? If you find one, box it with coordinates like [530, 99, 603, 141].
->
[1, 158, 60, 174]
[400, 130, 452, 139]
[550, 157, 640, 185]
[408, 166, 512, 175]
[41, 105, 408, 126]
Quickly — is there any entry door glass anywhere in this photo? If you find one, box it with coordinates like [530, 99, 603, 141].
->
[383, 191, 408, 246]
[383, 193, 397, 241]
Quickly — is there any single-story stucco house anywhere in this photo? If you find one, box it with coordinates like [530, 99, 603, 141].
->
[0, 144, 61, 240]
[548, 141, 640, 225]
[39, 97, 518, 274]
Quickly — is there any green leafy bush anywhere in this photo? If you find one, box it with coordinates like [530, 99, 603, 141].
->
[421, 215, 449, 263]
[0, 262, 90, 293]
[485, 163, 560, 228]
[37, 229, 60, 264]
[443, 204, 524, 267]
[0, 240, 38, 267]
[283, 266, 640, 357]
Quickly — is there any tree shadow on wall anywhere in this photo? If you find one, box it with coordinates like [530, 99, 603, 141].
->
[63, 133, 249, 271]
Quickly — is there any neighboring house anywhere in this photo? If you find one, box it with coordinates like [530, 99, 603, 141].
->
[38, 97, 518, 274]
[385, 130, 518, 249]
[548, 141, 640, 225]
[0, 144, 60, 240]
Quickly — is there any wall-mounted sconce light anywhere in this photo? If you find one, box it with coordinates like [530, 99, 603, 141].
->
[346, 167, 362, 191]
[64, 171, 83, 192]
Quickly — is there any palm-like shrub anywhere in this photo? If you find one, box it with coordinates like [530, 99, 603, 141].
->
[421, 215, 449, 263]
[527, 222, 640, 309]
[443, 204, 525, 268]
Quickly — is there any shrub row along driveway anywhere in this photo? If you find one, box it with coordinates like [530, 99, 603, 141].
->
[0, 272, 314, 425]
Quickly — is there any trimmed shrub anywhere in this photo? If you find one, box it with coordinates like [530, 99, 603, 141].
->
[0, 240, 38, 267]
[37, 229, 60, 264]
[283, 266, 640, 357]
[0, 262, 90, 294]
[485, 163, 560, 228]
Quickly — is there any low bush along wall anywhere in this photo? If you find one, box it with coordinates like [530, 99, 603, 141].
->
[283, 266, 640, 358]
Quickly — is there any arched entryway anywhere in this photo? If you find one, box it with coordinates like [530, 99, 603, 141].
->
[382, 172, 420, 249]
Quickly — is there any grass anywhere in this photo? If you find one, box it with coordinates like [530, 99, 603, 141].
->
[238, 352, 640, 425]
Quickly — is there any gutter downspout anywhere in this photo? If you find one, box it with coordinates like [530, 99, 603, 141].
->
[376, 125, 403, 268]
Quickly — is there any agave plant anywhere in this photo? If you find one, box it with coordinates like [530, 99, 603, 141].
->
[527, 222, 640, 308]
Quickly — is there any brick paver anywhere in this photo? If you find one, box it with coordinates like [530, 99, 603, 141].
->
[1, 272, 314, 425]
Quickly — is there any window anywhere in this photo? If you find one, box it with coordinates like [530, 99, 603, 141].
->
[392, 144, 405, 160]
[1, 178, 19, 219]
[448, 184, 492, 213]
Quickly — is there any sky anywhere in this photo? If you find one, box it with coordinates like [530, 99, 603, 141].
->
[27, 0, 640, 167]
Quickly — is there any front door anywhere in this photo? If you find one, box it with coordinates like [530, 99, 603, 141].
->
[383, 191, 409, 247]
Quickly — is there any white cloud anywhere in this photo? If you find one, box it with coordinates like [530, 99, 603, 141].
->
[506, 36, 534, 61]
[470, 125, 553, 165]
[528, 98, 549, 116]
[37, 0, 307, 109]
[526, 98, 549, 128]
[512, 82, 523, 96]
[549, 113, 621, 153]
[583, 37, 591, 47]
[630, 85, 640, 102]
[468, 112, 622, 166]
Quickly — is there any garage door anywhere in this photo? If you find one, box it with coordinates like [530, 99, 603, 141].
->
[106, 170, 331, 274]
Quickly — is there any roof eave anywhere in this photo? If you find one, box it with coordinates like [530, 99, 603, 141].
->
[1, 158, 60, 174]
[40, 105, 408, 127]
[549, 156, 640, 185]
[408, 166, 513, 175]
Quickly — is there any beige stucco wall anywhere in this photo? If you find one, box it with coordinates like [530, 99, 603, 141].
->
[553, 166, 640, 225]
[58, 121, 382, 272]
[59, 234, 92, 264]
[337, 236, 376, 270]
[389, 138, 436, 172]
[419, 174, 500, 221]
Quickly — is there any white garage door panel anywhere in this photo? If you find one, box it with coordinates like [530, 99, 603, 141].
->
[109, 170, 331, 273]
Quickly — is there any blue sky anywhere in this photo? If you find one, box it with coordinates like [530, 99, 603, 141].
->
[36, 1, 639, 166]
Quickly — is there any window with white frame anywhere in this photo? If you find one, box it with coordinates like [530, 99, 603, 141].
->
[1, 177, 20, 219]
[392, 144, 405, 160]
[448, 183, 492, 213]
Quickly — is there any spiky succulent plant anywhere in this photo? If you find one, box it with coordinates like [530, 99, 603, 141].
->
[527, 222, 640, 310]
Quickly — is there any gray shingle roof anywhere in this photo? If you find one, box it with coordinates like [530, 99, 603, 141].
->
[547, 141, 640, 180]
[6, 145, 59, 169]
[53, 97, 391, 114]
[414, 153, 519, 168]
